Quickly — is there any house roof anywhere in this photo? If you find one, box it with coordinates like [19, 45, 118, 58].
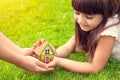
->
[33, 40, 56, 56]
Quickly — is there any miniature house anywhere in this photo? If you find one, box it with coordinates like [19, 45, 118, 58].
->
[33, 40, 55, 63]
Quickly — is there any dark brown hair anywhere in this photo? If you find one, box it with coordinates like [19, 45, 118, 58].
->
[72, 0, 120, 59]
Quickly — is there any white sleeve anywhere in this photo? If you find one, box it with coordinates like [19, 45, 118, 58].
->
[100, 25, 120, 41]
[100, 15, 120, 41]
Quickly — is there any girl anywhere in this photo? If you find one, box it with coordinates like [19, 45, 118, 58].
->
[0, 32, 53, 73]
[47, 0, 120, 73]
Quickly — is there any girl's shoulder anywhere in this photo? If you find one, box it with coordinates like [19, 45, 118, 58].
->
[100, 15, 120, 41]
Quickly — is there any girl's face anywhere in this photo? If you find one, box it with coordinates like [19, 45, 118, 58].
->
[74, 10, 103, 31]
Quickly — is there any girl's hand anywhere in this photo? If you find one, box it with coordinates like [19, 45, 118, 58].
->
[17, 55, 54, 73]
[47, 56, 59, 68]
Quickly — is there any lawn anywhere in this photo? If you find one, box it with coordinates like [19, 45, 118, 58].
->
[0, 0, 120, 80]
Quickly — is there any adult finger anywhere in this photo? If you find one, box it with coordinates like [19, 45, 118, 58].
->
[36, 60, 48, 68]
[33, 66, 54, 73]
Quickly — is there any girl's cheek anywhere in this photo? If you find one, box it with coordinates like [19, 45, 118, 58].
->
[74, 15, 78, 21]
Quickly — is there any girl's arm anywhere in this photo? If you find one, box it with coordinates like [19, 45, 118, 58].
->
[48, 36, 115, 73]
[56, 35, 76, 57]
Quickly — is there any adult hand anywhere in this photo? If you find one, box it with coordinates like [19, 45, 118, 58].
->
[16, 55, 54, 73]
[21, 48, 34, 56]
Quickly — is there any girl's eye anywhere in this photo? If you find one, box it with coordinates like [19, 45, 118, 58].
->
[86, 15, 94, 19]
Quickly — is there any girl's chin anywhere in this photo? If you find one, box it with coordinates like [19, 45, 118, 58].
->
[79, 25, 89, 31]
[80, 27, 90, 32]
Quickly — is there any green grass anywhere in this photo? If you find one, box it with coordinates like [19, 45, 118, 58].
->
[0, 0, 120, 80]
